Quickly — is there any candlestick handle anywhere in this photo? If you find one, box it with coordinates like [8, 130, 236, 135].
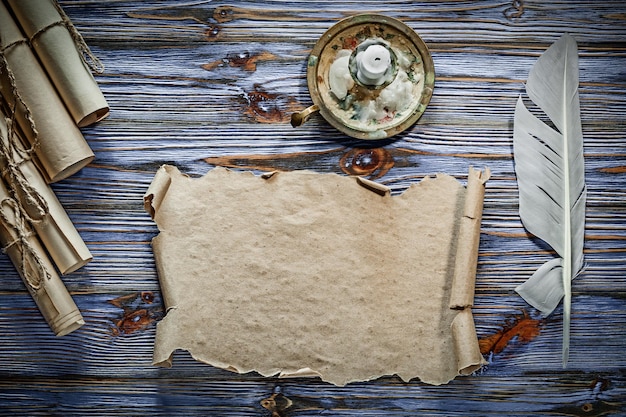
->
[290, 104, 320, 128]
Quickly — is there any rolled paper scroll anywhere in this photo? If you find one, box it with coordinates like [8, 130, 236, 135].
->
[449, 167, 490, 309]
[6, 0, 109, 127]
[0, 114, 92, 274]
[0, 1, 94, 183]
[0, 179, 84, 336]
[451, 309, 485, 375]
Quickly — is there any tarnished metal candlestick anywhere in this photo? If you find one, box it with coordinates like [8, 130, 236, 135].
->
[292, 14, 435, 140]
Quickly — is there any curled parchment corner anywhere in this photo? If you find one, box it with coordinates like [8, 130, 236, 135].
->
[145, 165, 488, 385]
[144, 164, 175, 220]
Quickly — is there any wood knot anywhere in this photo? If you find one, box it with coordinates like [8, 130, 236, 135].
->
[204, 24, 221, 40]
[261, 393, 292, 417]
[203, 51, 277, 72]
[478, 309, 542, 355]
[243, 87, 299, 124]
[214, 6, 234, 23]
[504, 0, 524, 20]
[109, 291, 163, 335]
[340, 147, 394, 179]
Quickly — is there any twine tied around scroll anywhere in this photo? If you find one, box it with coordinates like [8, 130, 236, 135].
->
[0, 27, 53, 293]
[0, 0, 104, 75]
[0, 44, 40, 155]
[0, 197, 52, 291]
[43, 0, 105, 74]
[0, 38, 49, 224]
[0, 36, 50, 231]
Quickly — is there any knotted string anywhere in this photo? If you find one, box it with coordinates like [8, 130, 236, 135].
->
[1, 0, 104, 75]
[0, 48, 40, 159]
[0, 31, 50, 263]
[0, 0, 94, 290]
[35, 0, 105, 74]
[0, 114, 49, 224]
[0, 43, 48, 225]
[0, 197, 51, 291]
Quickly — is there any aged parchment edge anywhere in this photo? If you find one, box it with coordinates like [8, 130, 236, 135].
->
[145, 165, 489, 382]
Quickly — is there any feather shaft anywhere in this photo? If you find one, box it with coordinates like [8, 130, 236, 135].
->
[561, 53, 573, 367]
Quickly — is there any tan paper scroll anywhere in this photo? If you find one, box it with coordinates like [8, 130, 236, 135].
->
[0, 179, 83, 336]
[449, 167, 490, 309]
[0, 114, 92, 274]
[6, 0, 109, 127]
[144, 165, 489, 386]
[0, 2, 94, 183]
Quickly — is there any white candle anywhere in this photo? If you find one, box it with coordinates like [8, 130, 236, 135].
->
[356, 44, 391, 85]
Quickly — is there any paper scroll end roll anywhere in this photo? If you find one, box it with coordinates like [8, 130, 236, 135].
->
[51, 309, 85, 337]
[45, 153, 95, 184]
[451, 309, 487, 375]
[77, 107, 110, 128]
[449, 166, 490, 309]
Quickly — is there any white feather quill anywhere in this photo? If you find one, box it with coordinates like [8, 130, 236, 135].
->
[513, 34, 586, 367]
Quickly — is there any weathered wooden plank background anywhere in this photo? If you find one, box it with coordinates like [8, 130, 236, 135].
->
[1, 0, 625, 415]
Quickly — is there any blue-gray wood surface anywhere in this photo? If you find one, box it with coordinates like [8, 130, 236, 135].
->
[1, 1, 625, 416]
